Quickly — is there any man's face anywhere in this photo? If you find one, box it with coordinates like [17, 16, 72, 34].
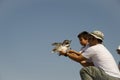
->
[79, 37, 88, 46]
[88, 37, 98, 46]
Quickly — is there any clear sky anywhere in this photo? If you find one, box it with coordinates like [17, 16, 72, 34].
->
[0, 0, 120, 80]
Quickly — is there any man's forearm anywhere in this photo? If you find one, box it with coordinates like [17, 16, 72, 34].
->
[80, 62, 94, 67]
[66, 53, 94, 67]
[66, 53, 85, 63]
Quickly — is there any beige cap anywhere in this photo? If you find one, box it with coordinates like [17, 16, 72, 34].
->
[90, 30, 104, 41]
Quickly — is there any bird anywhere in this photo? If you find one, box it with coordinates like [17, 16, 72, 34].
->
[51, 40, 72, 54]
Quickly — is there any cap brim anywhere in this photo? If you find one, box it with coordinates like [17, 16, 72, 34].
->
[90, 33, 103, 41]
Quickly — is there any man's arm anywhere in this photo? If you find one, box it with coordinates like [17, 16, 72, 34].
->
[59, 50, 94, 67]
[80, 61, 94, 67]
[66, 52, 94, 67]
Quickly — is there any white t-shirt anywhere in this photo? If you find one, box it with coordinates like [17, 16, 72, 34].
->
[82, 44, 120, 78]
[79, 44, 92, 62]
[79, 44, 90, 53]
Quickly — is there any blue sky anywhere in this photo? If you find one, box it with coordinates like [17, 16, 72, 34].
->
[0, 0, 120, 80]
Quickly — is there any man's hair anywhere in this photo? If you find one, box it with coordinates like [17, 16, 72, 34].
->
[77, 31, 90, 40]
[89, 34, 103, 44]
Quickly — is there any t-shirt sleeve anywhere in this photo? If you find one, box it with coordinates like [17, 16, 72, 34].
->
[81, 47, 95, 59]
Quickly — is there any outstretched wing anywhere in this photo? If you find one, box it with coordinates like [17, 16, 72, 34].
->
[52, 42, 62, 46]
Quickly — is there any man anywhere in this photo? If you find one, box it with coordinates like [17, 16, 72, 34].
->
[59, 30, 120, 80]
